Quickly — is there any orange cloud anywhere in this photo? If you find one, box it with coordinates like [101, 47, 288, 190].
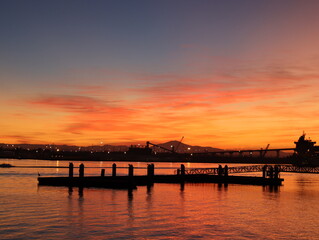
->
[3, 59, 319, 148]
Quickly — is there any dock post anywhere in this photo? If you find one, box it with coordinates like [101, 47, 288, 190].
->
[147, 164, 154, 185]
[147, 164, 154, 176]
[128, 164, 134, 177]
[274, 165, 279, 179]
[269, 166, 274, 179]
[218, 165, 223, 176]
[79, 163, 84, 178]
[112, 163, 116, 177]
[181, 164, 185, 176]
[151, 164, 155, 176]
[69, 162, 73, 178]
[177, 169, 180, 175]
[224, 165, 228, 177]
[147, 164, 151, 176]
[262, 165, 267, 178]
[101, 169, 105, 177]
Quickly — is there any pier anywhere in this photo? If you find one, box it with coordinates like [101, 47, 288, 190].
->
[38, 163, 284, 189]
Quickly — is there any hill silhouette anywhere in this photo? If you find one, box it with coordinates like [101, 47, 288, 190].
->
[156, 141, 223, 153]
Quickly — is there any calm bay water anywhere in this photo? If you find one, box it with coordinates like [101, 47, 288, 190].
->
[0, 159, 319, 239]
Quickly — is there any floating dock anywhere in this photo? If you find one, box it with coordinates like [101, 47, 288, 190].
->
[37, 163, 284, 189]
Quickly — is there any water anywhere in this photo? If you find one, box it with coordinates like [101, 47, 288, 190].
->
[0, 159, 319, 239]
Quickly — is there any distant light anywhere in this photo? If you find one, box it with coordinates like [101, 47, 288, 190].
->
[124, 152, 126, 154]
[187, 147, 191, 150]
[57, 149, 60, 152]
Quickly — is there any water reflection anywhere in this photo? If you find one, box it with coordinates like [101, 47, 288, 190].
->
[180, 182, 185, 192]
[262, 185, 280, 193]
[217, 183, 228, 191]
[78, 187, 84, 199]
[68, 186, 73, 198]
[146, 185, 153, 209]
[127, 189, 134, 223]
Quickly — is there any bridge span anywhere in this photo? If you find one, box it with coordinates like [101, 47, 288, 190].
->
[185, 165, 319, 175]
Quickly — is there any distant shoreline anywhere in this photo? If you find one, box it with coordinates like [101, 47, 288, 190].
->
[0, 156, 294, 165]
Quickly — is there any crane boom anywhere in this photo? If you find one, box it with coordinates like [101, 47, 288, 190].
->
[262, 144, 270, 158]
[175, 136, 184, 152]
[146, 141, 177, 154]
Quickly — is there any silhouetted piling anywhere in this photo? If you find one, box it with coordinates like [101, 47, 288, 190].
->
[274, 165, 279, 179]
[224, 165, 228, 177]
[69, 162, 73, 178]
[269, 166, 274, 179]
[112, 163, 116, 177]
[147, 164, 155, 177]
[128, 164, 134, 177]
[151, 164, 155, 176]
[218, 165, 223, 176]
[101, 169, 105, 177]
[147, 164, 154, 185]
[262, 165, 267, 178]
[147, 163, 155, 177]
[147, 164, 151, 176]
[79, 163, 84, 178]
[181, 164, 185, 176]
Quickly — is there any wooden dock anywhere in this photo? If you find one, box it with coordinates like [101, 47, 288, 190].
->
[37, 163, 284, 189]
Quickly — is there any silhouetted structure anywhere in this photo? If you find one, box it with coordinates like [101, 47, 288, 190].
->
[294, 133, 319, 166]
[38, 163, 284, 189]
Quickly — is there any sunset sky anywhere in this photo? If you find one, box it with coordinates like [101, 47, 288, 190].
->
[1, 0, 319, 149]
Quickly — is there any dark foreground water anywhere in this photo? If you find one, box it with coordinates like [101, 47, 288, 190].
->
[0, 159, 319, 240]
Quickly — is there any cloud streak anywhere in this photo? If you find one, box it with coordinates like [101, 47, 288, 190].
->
[6, 59, 319, 148]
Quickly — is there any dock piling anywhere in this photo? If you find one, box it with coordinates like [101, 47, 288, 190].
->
[112, 163, 116, 177]
[269, 166, 274, 179]
[151, 164, 155, 176]
[147, 164, 155, 177]
[147, 164, 154, 185]
[181, 164, 185, 176]
[224, 165, 228, 177]
[218, 165, 223, 176]
[101, 169, 105, 177]
[262, 165, 267, 178]
[79, 163, 84, 178]
[274, 165, 279, 179]
[128, 164, 134, 177]
[69, 162, 73, 178]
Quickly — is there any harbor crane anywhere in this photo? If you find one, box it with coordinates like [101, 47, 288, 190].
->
[146, 141, 178, 154]
[175, 136, 184, 153]
[261, 144, 270, 158]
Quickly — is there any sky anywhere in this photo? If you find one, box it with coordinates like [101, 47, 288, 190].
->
[1, 0, 319, 149]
